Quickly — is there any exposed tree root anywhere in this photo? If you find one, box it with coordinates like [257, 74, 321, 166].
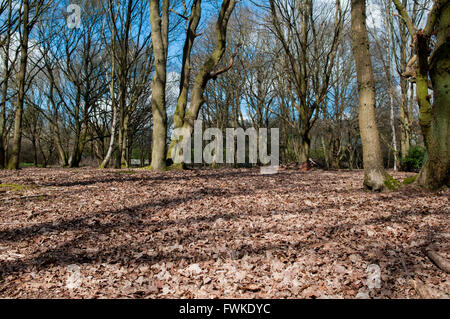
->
[402, 257, 449, 298]
[408, 278, 449, 299]
[426, 246, 450, 274]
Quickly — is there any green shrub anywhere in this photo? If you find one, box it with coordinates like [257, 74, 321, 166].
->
[310, 149, 325, 162]
[20, 162, 35, 167]
[384, 173, 401, 190]
[401, 146, 425, 172]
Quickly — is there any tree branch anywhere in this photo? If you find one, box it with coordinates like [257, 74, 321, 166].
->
[209, 43, 242, 80]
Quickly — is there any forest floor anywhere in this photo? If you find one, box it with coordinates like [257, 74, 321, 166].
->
[0, 167, 448, 298]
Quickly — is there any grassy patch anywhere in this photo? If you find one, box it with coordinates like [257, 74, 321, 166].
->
[20, 163, 35, 167]
[402, 175, 418, 185]
[0, 183, 29, 192]
[20, 163, 43, 168]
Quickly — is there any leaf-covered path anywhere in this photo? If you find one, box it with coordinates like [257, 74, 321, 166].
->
[0, 168, 448, 298]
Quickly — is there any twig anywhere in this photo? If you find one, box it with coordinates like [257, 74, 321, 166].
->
[169, 8, 188, 20]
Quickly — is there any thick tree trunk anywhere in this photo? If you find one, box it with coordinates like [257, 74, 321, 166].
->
[69, 120, 87, 168]
[351, 0, 387, 191]
[299, 131, 311, 163]
[417, 2, 450, 189]
[393, 0, 450, 189]
[149, 0, 169, 170]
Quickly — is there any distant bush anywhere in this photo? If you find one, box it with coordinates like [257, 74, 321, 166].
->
[401, 146, 425, 172]
[310, 148, 325, 162]
[20, 162, 35, 167]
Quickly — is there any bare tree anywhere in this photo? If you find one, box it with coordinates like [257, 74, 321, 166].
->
[268, 0, 344, 163]
[351, 0, 387, 190]
[0, 0, 19, 168]
[393, 0, 450, 189]
[166, 0, 238, 165]
[8, 0, 47, 169]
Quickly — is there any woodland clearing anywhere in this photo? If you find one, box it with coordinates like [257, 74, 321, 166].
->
[0, 168, 448, 298]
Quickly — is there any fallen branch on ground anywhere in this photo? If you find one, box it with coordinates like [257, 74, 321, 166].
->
[426, 246, 450, 273]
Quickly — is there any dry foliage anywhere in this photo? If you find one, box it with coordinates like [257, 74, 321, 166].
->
[0, 168, 448, 298]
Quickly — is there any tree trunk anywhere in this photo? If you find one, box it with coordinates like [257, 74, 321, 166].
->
[399, 21, 411, 159]
[173, 0, 202, 131]
[49, 82, 67, 167]
[351, 0, 387, 191]
[100, 98, 117, 169]
[392, 0, 450, 189]
[0, 0, 12, 169]
[299, 131, 310, 163]
[120, 114, 129, 168]
[8, 0, 30, 170]
[0, 77, 7, 168]
[32, 136, 38, 166]
[53, 119, 67, 167]
[321, 135, 330, 169]
[166, 0, 237, 165]
[100, 15, 118, 169]
[69, 118, 87, 168]
[399, 80, 411, 158]
[417, 2, 450, 189]
[384, 1, 398, 171]
[149, 0, 169, 170]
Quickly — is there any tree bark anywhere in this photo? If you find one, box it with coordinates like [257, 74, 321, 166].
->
[149, 0, 169, 170]
[384, 1, 398, 171]
[8, 0, 30, 170]
[351, 0, 387, 191]
[100, 88, 117, 168]
[398, 9, 412, 158]
[0, 0, 13, 169]
[173, 0, 202, 131]
[416, 1, 450, 189]
[393, 0, 450, 189]
[166, 0, 237, 164]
